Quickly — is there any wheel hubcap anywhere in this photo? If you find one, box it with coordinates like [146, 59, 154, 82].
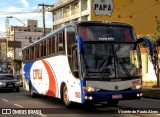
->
[63, 88, 69, 104]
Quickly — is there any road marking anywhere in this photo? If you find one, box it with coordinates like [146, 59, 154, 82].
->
[142, 98, 160, 101]
[2, 99, 8, 102]
[13, 104, 23, 108]
[38, 114, 46, 117]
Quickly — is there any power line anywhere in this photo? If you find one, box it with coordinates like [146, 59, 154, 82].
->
[38, 4, 52, 36]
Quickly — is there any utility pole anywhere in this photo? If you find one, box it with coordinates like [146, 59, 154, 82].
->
[38, 4, 52, 36]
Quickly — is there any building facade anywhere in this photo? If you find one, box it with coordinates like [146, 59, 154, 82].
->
[0, 39, 7, 72]
[6, 20, 51, 75]
[49, 0, 160, 35]
[0, 39, 7, 61]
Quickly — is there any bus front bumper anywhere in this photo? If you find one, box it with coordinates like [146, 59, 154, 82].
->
[83, 89, 142, 102]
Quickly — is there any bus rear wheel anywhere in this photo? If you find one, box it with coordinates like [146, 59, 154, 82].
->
[29, 83, 37, 98]
[62, 85, 72, 108]
[107, 100, 119, 106]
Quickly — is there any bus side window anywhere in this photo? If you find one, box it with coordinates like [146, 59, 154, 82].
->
[52, 36, 55, 54]
[44, 41, 46, 56]
[58, 31, 64, 52]
[49, 38, 52, 55]
[72, 47, 79, 78]
[66, 27, 78, 77]
[37, 44, 39, 58]
[40, 42, 43, 57]
[55, 35, 58, 53]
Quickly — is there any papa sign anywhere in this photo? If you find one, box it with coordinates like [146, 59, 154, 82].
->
[93, 0, 114, 16]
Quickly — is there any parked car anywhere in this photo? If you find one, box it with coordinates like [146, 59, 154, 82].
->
[15, 74, 23, 87]
[0, 74, 20, 92]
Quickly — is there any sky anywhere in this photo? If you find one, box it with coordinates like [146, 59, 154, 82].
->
[0, 0, 58, 38]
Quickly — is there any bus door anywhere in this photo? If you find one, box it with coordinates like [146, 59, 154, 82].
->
[68, 44, 82, 103]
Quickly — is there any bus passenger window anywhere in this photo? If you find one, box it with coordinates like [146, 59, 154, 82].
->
[52, 36, 55, 54]
[58, 32, 64, 52]
[49, 38, 52, 55]
[44, 41, 46, 56]
[72, 49, 78, 71]
[55, 35, 58, 53]
[40, 42, 43, 57]
[37, 44, 39, 58]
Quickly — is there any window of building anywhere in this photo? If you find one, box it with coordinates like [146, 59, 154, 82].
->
[29, 37, 32, 43]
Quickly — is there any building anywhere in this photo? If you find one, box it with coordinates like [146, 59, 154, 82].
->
[49, 0, 160, 35]
[49, 0, 91, 30]
[6, 20, 51, 74]
[0, 39, 7, 61]
[0, 39, 7, 72]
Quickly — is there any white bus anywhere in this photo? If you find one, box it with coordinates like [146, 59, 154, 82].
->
[22, 21, 142, 107]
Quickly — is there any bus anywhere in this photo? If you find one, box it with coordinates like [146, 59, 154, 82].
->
[22, 21, 142, 107]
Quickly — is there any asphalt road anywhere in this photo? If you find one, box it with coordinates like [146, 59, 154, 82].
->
[0, 88, 160, 117]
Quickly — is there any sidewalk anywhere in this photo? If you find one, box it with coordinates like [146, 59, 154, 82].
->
[142, 86, 160, 99]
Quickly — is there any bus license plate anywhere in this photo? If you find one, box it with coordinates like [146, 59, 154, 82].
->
[112, 94, 122, 99]
[8, 85, 13, 87]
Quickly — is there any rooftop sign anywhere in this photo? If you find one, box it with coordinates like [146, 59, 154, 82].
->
[93, 0, 114, 16]
[8, 41, 21, 48]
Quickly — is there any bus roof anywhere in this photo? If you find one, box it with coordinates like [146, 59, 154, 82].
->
[22, 21, 133, 50]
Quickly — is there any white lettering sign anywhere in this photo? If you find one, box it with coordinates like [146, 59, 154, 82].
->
[93, 0, 114, 16]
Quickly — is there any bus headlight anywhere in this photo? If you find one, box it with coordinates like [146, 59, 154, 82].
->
[131, 85, 142, 90]
[83, 86, 100, 92]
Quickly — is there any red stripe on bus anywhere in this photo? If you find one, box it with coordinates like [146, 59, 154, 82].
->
[42, 60, 57, 97]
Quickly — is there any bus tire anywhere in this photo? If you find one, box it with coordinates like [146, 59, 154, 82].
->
[107, 100, 119, 106]
[29, 83, 37, 98]
[62, 85, 72, 108]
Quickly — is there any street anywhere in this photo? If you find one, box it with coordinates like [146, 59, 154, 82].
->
[0, 88, 160, 117]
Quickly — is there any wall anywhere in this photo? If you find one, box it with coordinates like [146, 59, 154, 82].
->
[91, 0, 160, 35]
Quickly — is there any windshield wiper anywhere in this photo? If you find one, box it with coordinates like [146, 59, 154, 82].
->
[115, 55, 131, 77]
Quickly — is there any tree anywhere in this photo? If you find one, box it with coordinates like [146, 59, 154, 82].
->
[137, 34, 160, 87]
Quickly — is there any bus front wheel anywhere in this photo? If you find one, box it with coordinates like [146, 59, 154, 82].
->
[62, 85, 72, 108]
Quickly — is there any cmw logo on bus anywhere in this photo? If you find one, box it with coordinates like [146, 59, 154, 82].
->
[93, 0, 114, 16]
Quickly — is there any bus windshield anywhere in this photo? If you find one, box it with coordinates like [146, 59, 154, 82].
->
[81, 43, 142, 79]
[78, 26, 136, 42]
[78, 26, 141, 79]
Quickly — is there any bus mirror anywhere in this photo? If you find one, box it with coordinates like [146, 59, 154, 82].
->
[76, 35, 84, 53]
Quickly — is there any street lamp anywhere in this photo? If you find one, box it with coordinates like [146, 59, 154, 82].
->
[6, 16, 26, 26]
[5, 16, 25, 75]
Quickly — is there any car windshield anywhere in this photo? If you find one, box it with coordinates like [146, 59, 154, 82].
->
[0, 75, 14, 80]
[81, 43, 142, 78]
